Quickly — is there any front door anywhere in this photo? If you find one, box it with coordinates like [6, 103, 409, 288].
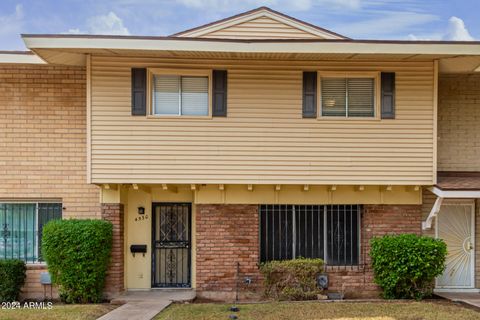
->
[152, 203, 191, 288]
[436, 202, 475, 289]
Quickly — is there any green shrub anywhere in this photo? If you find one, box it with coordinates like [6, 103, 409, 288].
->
[259, 258, 324, 300]
[0, 259, 26, 302]
[42, 219, 113, 303]
[370, 234, 447, 300]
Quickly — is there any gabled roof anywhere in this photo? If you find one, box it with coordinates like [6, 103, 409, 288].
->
[171, 6, 347, 40]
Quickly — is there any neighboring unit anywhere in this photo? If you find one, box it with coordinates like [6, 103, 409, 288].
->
[1, 7, 480, 300]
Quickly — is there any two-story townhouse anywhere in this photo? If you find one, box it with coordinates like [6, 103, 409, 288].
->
[1, 7, 480, 300]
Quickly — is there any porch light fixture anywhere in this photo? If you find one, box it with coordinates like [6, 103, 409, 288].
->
[137, 207, 145, 215]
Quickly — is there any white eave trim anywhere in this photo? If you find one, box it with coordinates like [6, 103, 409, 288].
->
[428, 186, 480, 198]
[422, 196, 443, 230]
[22, 37, 480, 56]
[0, 53, 45, 64]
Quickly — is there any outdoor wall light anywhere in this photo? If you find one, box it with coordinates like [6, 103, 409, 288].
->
[137, 206, 145, 215]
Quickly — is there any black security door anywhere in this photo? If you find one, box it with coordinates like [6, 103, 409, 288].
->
[152, 203, 191, 287]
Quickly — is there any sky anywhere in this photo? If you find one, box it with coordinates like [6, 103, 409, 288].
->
[0, 0, 478, 50]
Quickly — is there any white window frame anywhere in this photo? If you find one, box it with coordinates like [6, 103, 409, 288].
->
[318, 71, 380, 120]
[147, 68, 212, 118]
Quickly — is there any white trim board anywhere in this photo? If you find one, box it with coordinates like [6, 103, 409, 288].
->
[23, 37, 480, 56]
[429, 186, 480, 198]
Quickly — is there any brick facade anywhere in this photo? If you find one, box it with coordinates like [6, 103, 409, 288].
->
[0, 65, 100, 218]
[20, 265, 58, 301]
[0, 65, 101, 300]
[195, 204, 422, 300]
[196, 204, 261, 301]
[438, 74, 480, 171]
[327, 204, 422, 298]
[101, 203, 125, 298]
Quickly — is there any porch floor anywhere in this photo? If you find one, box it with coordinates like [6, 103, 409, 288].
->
[436, 292, 480, 309]
[98, 289, 196, 320]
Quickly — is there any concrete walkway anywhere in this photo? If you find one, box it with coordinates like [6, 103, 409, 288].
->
[97, 290, 196, 320]
[435, 292, 480, 309]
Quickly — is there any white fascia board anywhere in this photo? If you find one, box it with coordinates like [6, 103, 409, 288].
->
[0, 53, 45, 64]
[22, 37, 480, 56]
[428, 186, 480, 198]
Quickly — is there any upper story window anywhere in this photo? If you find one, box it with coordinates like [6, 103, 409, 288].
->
[320, 73, 378, 118]
[151, 69, 211, 117]
[0, 202, 62, 263]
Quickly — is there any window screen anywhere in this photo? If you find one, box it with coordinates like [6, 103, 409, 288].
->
[153, 75, 208, 116]
[321, 78, 347, 117]
[260, 205, 360, 266]
[321, 77, 375, 117]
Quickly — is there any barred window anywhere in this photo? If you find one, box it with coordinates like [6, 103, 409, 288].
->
[260, 205, 360, 265]
[0, 202, 62, 263]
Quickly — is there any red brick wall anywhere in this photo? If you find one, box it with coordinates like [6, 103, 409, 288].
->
[195, 204, 422, 300]
[101, 203, 125, 298]
[196, 204, 261, 301]
[327, 204, 422, 298]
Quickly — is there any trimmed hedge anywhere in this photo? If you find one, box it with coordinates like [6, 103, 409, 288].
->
[42, 219, 113, 303]
[0, 259, 26, 302]
[370, 234, 447, 300]
[259, 258, 324, 300]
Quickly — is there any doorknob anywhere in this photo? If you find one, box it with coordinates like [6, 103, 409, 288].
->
[468, 242, 474, 250]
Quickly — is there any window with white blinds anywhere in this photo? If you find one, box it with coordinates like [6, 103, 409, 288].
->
[153, 75, 209, 116]
[321, 77, 375, 117]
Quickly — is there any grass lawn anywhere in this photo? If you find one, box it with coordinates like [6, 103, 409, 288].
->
[0, 303, 115, 320]
[156, 301, 479, 320]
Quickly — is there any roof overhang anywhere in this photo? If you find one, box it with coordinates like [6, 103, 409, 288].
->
[428, 186, 480, 198]
[0, 51, 46, 64]
[22, 35, 480, 68]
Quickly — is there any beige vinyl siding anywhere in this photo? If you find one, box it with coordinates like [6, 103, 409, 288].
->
[199, 17, 321, 39]
[90, 56, 435, 185]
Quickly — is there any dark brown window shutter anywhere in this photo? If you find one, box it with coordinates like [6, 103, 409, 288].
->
[212, 70, 227, 116]
[303, 71, 317, 118]
[131, 68, 146, 116]
[381, 72, 395, 119]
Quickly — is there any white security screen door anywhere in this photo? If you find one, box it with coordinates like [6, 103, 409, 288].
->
[436, 202, 475, 289]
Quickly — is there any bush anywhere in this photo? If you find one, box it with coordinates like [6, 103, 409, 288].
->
[259, 258, 324, 300]
[370, 234, 447, 300]
[0, 259, 26, 302]
[42, 219, 113, 303]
